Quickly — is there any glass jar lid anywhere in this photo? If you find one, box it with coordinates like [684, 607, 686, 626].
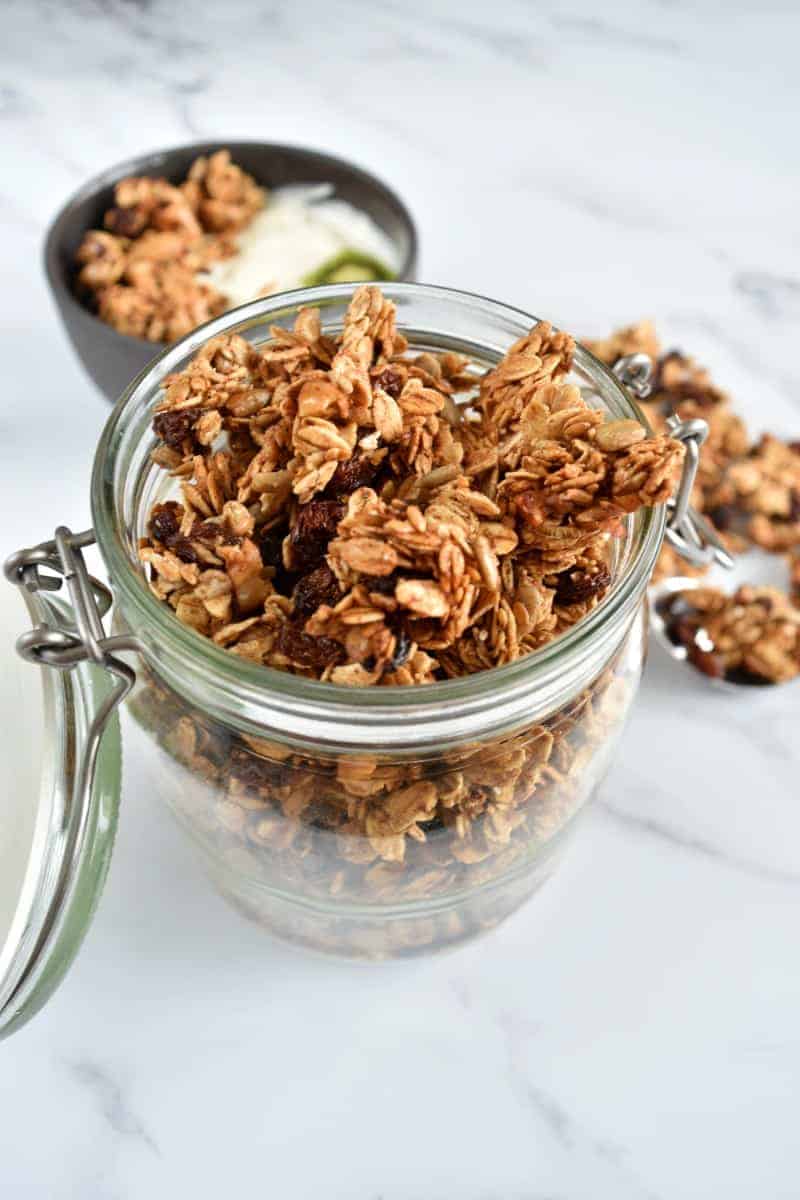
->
[0, 559, 123, 1040]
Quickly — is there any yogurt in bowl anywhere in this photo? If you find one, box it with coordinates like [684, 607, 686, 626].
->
[205, 184, 400, 303]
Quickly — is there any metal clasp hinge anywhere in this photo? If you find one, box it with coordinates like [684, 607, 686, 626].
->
[4, 527, 142, 809]
[613, 355, 734, 570]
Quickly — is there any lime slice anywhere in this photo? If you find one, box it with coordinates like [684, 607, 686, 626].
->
[302, 250, 396, 288]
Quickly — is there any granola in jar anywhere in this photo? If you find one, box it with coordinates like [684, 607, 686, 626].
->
[138, 286, 682, 683]
[112, 285, 684, 955]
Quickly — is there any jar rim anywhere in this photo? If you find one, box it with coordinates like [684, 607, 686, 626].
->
[91, 282, 663, 743]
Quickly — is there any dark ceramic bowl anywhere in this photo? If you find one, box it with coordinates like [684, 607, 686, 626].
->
[44, 141, 418, 402]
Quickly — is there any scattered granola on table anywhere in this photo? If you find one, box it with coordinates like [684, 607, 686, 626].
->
[587, 319, 800, 638]
[705, 435, 800, 554]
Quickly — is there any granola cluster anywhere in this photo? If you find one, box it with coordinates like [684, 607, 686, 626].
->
[587, 323, 748, 524]
[587, 321, 800, 684]
[75, 151, 265, 342]
[138, 286, 684, 685]
[662, 585, 800, 684]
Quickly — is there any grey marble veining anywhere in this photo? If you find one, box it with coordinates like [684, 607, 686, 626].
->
[65, 1059, 161, 1156]
[598, 794, 800, 889]
[1, 1, 799, 1197]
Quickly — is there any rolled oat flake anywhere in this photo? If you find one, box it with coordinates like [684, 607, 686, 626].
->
[0, 564, 123, 1040]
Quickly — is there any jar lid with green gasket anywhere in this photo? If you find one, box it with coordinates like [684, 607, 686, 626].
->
[0, 541, 124, 1040]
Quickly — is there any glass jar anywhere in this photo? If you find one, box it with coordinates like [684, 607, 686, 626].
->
[88, 283, 665, 959]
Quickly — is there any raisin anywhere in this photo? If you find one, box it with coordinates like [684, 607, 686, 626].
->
[707, 504, 738, 532]
[229, 429, 257, 459]
[554, 564, 611, 606]
[256, 523, 285, 567]
[304, 800, 341, 831]
[276, 568, 298, 599]
[293, 563, 342, 619]
[687, 644, 725, 679]
[325, 454, 379, 498]
[104, 205, 147, 238]
[191, 519, 223, 544]
[594, 470, 615, 501]
[153, 408, 200, 451]
[289, 500, 344, 572]
[362, 573, 398, 597]
[423, 814, 446, 834]
[726, 666, 771, 687]
[276, 623, 342, 669]
[149, 501, 183, 546]
[228, 748, 286, 789]
[665, 608, 727, 681]
[258, 524, 296, 595]
[789, 490, 800, 523]
[172, 538, 199, 563]
[373, 367, 403, 399]
[665, 613, 699, 649]
[389, 627, 412, 671]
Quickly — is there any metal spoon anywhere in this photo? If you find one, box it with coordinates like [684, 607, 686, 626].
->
[649, 574, 783, 690]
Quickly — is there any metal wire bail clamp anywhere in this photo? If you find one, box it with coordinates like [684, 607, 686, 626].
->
[613, 354, 734, 570]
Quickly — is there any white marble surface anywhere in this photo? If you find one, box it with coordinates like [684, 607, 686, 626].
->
[2, 1, 799, 1196]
